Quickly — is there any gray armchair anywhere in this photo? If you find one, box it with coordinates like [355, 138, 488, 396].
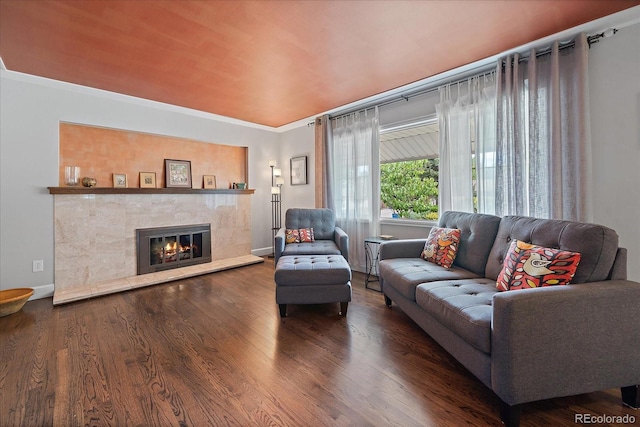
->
[274, 208, 349, 264]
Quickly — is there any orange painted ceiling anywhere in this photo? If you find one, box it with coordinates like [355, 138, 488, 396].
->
[1, 1, 637, 127]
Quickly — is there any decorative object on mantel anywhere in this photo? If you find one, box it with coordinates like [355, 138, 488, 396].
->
[290, 155, 307, 185]
[269, 160, 284, 256]
[165, 159, 192, 188]
[203, 175, 217, 189]
[113, 173, 128, 188]
[64, 166, 80, 186]
[233, 182, 246, 190]
[0, 288, 33, 317]
[47, 187, 255, 195]
[139, 172, 156, 188]
[81, 177, 97, 187]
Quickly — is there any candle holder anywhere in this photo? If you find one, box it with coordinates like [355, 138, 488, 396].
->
[64, 166, 80, 186]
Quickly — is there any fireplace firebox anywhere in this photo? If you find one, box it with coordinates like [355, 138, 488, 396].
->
[136, 224, 211, 275]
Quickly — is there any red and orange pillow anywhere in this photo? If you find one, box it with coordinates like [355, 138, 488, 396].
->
[421, 227, 461, 269]
[285, 228, 315, 243]
[496, 240, 581, 291]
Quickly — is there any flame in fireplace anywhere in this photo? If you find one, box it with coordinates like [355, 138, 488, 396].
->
[162, 241, 198, 262]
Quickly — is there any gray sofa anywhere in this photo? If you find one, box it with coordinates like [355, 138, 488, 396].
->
[274, 208, 349, 265]
[379, 211, 640, 426]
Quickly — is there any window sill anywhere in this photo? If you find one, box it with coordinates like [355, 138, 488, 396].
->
[379, 218, 437, 228]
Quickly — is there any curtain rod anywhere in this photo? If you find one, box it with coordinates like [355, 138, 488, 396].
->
[326, 28, 617, 124]
[505, 28, 617, 65]
[328, 64, 495, 123]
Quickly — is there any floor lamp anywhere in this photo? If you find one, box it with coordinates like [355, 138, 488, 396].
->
[270, 161, 283, 257]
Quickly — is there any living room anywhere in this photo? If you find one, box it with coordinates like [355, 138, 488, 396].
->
[1, 2, 639, 426]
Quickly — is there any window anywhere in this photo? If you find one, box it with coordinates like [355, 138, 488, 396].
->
[380, 115, 484, 221]
[379, 116, 441, 221]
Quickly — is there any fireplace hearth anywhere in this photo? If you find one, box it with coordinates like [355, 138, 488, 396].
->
[136, 224, 212, 275]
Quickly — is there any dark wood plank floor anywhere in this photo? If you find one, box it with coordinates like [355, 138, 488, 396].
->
[1, 258, 636, 426]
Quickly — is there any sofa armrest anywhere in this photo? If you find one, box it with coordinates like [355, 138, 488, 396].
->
[491, 279, 640, 406]
[379, 239, 426, 260]
[274, 228, 286, 265]
[609, 247, 627, 280]
[334, 227, 349, 262]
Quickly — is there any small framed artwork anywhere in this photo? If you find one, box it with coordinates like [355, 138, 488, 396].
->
[203, 175, 217, 189]
[113, 173, 128, 188]
[140, 172, 156, 188]
[290, 155, 308, 185]
[164, 159, 192, 188]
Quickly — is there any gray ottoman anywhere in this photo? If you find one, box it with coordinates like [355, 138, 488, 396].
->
[274, 255, 352, 317]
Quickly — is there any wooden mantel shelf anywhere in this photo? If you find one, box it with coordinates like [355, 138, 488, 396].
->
[48, 187, 255, 195]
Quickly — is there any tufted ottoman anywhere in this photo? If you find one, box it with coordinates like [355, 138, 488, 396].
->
[274, 255, 352, 317]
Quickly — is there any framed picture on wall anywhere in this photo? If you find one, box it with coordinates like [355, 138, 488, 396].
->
[164, 159, 192, 188]
[203, 175, 217, 189]
[139, 172, 156, 188]
[113, 173, 128, 188]
[290, 155, 307, 185]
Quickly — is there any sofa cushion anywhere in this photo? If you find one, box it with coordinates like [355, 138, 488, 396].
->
[416, 279, 497, 354]
[438, 211, 502, 275]
[485, 215, 619, 283]
[286, 229, 300, 243]
[285, 208, 336, 240]
[379, 258, 480, 301]
[282, 240, 342, 257]
[422, 227, 461, 268]
[299, 228, 315, 242]
[497, 240, 582, 291]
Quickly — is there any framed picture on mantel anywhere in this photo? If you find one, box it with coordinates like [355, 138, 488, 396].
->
[140, 172, 156, 188]
[203, 175, 217, 189]
[113, 173, 128, 188]
[165, 159, 192, 188]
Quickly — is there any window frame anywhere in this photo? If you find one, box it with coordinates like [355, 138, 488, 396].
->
[379, 114, 440, 223]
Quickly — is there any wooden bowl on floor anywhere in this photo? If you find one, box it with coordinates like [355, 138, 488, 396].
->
[0, 288, 34, 317]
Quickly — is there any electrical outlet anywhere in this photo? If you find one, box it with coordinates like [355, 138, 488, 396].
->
[33, 260, 44, 272]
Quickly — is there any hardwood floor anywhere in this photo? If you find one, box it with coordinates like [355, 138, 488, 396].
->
[1, 259, 635, 426]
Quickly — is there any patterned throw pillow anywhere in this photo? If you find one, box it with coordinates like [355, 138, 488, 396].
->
[285, 229, 300, 244]
[298, 228, 315, 243]
[496, 240, 581, 291]
[421, 227, 461, 268]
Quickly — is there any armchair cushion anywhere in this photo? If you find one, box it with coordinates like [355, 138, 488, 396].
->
[282, 240, 342, 258]
[299, 228, 315, 242]
[286, 229, 300, 243]
[285, 208, 336, 240]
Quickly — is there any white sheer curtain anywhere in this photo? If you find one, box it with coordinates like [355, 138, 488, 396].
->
[329, 108, 380, 272]
[475, 76, 498, 215]
[436, 74, 496, 214]
[436, 84, 474, 213]
[495, 34, 592, 221]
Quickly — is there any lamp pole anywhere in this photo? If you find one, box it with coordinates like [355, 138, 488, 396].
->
[269, 162, 282, 257]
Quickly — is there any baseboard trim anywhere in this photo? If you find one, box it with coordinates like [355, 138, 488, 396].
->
[30, 284, 55, 300]
[252, 247, 273, 257]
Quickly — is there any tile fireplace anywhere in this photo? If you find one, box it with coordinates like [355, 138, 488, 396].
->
[50, 191, 258, 305]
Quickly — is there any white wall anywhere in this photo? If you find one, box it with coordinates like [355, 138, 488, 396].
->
[277, 125, 316, 215]
[0, 72, 280, 297]
[589, 22, 640, 281]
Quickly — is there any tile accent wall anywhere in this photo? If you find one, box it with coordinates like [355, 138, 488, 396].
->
[53, 193, 251, 301]
[59, 123, 248, 190]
